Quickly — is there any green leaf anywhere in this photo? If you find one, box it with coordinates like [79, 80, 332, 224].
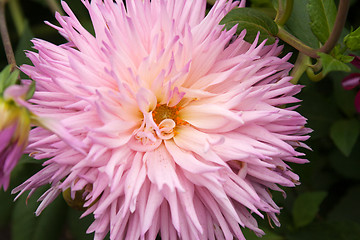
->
[11, 186, 67, 240]
[0, 65, 20, 96]
[251, 0, 274, 8]
[339, 54, 355, 63]
[284, 0, 320, 49]
[25, 80, 36, 100]
[318, 52, 351, 75]
[292, 191, 327, 228]
[0, 66, 12, 95]
[330, 118, 360, 156]
[5, 70, 20, 92]
[344, 26, 360, 51]
[307, 0, 337, 44]
[331, 45, 354, 63]
[220, 8, 278, 45]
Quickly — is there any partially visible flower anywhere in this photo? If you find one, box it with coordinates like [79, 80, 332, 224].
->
[0, 67, 84, 191]
[342, 55, 360, 112]
[0, 85, 31, 190]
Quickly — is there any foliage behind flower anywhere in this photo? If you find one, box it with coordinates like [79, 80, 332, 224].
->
[13, 0, 310, 239]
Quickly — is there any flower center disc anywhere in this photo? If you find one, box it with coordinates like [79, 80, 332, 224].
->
[152, 104, 179, 124]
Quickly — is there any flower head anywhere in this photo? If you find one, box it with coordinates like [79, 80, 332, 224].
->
[13, 0, 310, 239]
[0, 84, 31, 190]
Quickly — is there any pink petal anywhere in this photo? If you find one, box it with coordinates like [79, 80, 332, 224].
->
[180, 104, 243, 132]
[165, 140, 220, 173]
[342, 73, 360, 90]
[144, 144, 184, 192]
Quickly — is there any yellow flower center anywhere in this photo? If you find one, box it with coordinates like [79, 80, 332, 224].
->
[152, 104, 181, 124]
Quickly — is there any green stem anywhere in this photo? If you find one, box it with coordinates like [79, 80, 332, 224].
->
[318, 0, 350, 54]
[290, 52, 310, 84]
[306, 67, 324, 82]
[274, 0, 284, 23]
[277, 0, 350, 58]
[0, 0, 16, 69]
[308, 59, 322, 73]
[278, 27, 319, 58]
[8, 0, 25, 36]
[275, 0, 294, 26]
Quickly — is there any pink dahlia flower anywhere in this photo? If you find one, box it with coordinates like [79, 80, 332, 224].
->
[13, 0, 310, 239]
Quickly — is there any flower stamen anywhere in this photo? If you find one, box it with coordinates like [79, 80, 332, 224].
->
[152, 104, 180, 124]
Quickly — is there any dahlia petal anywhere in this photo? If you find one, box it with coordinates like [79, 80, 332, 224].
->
[160, 201, 178, 240]
[159, 202, 170, 240]
[125, 213, 142, 240]
[93, 187, 123, 216]
[247, 165, 295, 187]
[89, 134, 131, 148]
[173, 126, 229, 168]
[144, 144, 184, 192]
[162, 187, 181, 232]
[223, 177, 263, 217]
[128, 135, 162, 152]
[33, 117, 86, 154]
[165, 140, 220, 173]
[177, 173, 203, 234]
[180, 104, 243, 131]
[0, 173, 10, 191]
[235, 204, 265, 236]
[142, 184, 164, 234]
[0, 124, 16, 153]
[35, 184, 62, 216]
[123, 152, 147, 214]
[3, 144, 23, 171]
[197, 188, 233, 240]
[238, 124, 297, 154]
[3, 85, 29, 100]
[136, 88, 157, 113]
[101, 148, 131, 180]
